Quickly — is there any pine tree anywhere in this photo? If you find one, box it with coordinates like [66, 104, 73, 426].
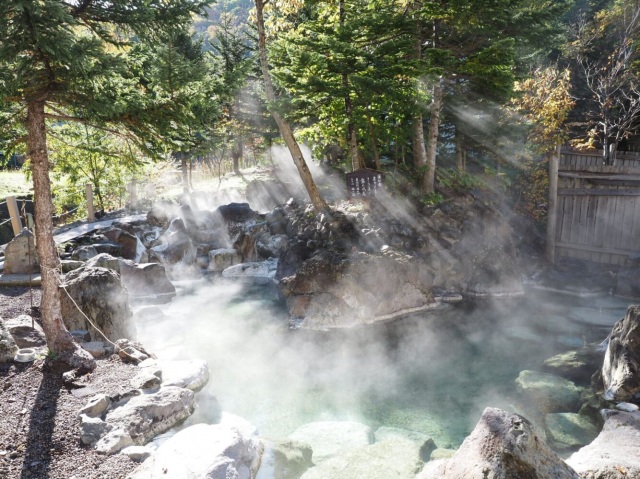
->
[271, 0, 416, 172]
[254, 0, 329, 212]
[0, 0, 212, 370]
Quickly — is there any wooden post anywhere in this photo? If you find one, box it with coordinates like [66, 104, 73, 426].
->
[86, 184, 95, 222]
[546, 144, 561, 264]
[6, 196, 23, 236]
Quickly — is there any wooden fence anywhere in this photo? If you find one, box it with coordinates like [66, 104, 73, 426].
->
[551, 147, 640, 266]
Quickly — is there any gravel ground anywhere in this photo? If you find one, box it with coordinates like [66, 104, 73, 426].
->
[0, 286, 140, 479]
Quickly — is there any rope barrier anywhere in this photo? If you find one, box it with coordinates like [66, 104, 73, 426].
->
[52, 206, 80, 219]
[0, 217, 12, 227]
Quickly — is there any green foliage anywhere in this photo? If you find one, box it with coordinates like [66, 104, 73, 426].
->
[270, 0, 417, 168]
[48, 124, 145, 213]
[510, 67, 575, 153]
[513, 158, 549, 224]
[45, 348, 59, 361]
[0, 0, 215, 157]
[419, 191, 445, 206]
[436, 168, 478, 193]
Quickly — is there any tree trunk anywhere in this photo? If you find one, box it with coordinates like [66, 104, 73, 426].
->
[340, 0, 363, 171]
[232, 138, 243, 174]
[411, 6, 428, 176]
[413, 113, 427, 172]
[368, 117, 381, 170]
[344, 75, 362, 171]
[181, 153, 189, 194]
[423, 78, 443, 193]
[27, 100, 95, 371]
[255, 0, 329, 212]
[455, 125, 465, 172]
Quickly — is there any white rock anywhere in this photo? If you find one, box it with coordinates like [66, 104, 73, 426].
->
[127, 423, 263, 479]
[567, 410, 640, 478]
[79, 414, 112, 445]
[130, 370, 162, 390]
[417, 408, 579, 479]
[289, 421, 372, 464]
[104, 386, 195, 452]
[96, 428, 134, 455]
[219, 412, 258, 437]
[78, 394, 111, 418]
[161, 359, 209, 392]
[0, 321, 18, 363]
[4, 229, 39, 274]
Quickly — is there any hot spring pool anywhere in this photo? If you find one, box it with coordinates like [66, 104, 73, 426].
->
[135, 277, 628, 452]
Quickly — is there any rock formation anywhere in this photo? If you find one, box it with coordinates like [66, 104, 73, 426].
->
[602, 305, 640, 401]
[417, 408, 580, 479]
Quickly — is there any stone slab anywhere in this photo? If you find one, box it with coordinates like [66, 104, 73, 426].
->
[0, 274, 41, 286]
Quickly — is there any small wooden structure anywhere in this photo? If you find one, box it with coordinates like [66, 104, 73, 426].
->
[548, 147, 640, 266]
[346, 168, 385, 198]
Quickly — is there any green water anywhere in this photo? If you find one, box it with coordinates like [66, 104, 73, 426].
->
[136, 278, 628, 450]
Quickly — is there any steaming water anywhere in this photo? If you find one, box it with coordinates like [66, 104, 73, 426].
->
[136, 277, 628, 451]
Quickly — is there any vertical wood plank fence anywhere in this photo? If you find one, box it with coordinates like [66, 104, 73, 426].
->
[551, 147, 640, 266]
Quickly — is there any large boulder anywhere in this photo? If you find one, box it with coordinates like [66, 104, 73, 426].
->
[158, 359, 209, 392]
[567, 409, 640, 479]
[288, 421, 372, 464]
[0, 320, 18, 363]
[280, 251, 435, 330]
[97, 386, 195, 454]
[119, 260, 176, 302]
[127, 423, 263, 479]
[83, 254, 175, 302]
[3, 314, 46, 349]
[60, 266, 134, 342]
[86, 253, 121, 272]
[3, 228, 39, 274]
[417, 408, 580, 479]
[102, 227, 142, 261]
[602, 305, 640, 401]
[515, 370, 584, 413]
[214, 202, 258, 224]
